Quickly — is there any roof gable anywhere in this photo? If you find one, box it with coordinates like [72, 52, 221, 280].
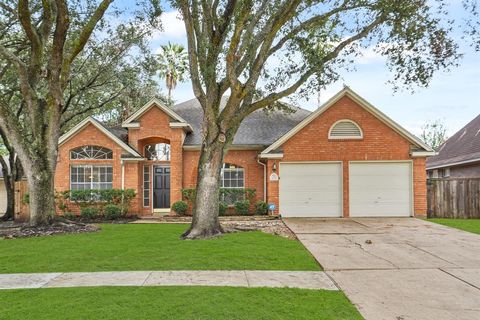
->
[59, 117, 142, 158]
[261, 87, 434, 155]
[122, 98, 190, 127]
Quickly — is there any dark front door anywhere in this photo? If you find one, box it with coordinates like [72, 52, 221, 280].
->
[153, 166, 170, 208]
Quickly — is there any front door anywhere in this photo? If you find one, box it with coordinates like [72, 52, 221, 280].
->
[153, 165, 170, 209]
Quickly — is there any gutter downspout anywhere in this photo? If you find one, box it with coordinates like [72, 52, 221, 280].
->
[257, 157, 266, 202]
[121, 160, 125, 207]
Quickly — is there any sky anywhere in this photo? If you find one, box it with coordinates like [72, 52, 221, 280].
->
[145, 4, 479, 137]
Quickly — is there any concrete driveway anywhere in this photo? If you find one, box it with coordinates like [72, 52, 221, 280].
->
[284, 218, 480, 320]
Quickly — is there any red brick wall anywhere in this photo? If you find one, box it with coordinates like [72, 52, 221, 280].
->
[54, 96, 427, 218]
[266, 96, 427, 217]
[55, 123, 141, 214]
[128, 105, 185, 214]
[183, 149, 265, 202]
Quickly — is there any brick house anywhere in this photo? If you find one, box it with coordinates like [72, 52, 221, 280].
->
[55, 87, 434, 217]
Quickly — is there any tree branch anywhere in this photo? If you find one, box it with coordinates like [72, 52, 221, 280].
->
[61, 0, 113, 88]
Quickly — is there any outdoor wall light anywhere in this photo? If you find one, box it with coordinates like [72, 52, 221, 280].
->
[272, 161, 277, 172]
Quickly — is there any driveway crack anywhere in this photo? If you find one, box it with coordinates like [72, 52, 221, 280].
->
[440, 268, 480, 291]
[405, 242, 459, 267]
[343, 236, 398, 268]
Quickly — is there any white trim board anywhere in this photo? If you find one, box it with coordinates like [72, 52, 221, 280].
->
[261, 87, 433, 155]
[426, 158, 480, 170]
[59, 117, 142, 157]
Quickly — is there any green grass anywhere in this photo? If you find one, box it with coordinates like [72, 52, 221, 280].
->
[429, 218, 480, 235]
[0, 286, 362, 320]
[0, 224, 320, 273]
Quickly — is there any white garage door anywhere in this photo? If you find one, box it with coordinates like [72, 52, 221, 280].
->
[280, 163, 342, 217]
[349, 162, 412, 217]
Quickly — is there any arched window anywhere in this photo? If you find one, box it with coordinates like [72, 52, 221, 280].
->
[70, 146, 113, 160]
[145, 143, 170, 161]
[220, 163, 244, 204]
[328, 120, 363, 139]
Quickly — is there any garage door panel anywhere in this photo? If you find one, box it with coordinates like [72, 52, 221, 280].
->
[280, 163, 342, 217]
[349, 162, 412, 217]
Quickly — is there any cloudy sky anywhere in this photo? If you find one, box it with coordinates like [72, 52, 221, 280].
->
[147, 5, 479, 137]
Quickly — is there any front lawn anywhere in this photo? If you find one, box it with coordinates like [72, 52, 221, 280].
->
[0, 286, 362, 320]
[0, 224, 320, 273]
[429, 218, 480, 235]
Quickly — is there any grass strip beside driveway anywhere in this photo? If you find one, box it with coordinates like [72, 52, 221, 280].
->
[0, 224, 320, 273]
[0, 286, 362, 320]
[428, 218, 480, 235]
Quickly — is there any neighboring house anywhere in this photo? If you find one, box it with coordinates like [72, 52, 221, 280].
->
[53, 87, 433, 218]
[427, 114, 480, 178]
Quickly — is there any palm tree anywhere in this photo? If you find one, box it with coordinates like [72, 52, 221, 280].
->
[157, 43, 189, 103]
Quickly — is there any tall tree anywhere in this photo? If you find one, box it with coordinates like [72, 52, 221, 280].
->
[0, 0, 162, 226]
[421, 119, 448, 152]
[0, 129, 23, 221]
[157, 42, 189, 103]
[173, 0, 461, 239]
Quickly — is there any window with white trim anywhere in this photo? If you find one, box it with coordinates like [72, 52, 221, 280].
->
[145, 143, 170, 161]
[70, 146, 113, 159]
[329, 120, 363, 139]
[70, 165, 113, 190]
[143, 166, 150, 207]
[220, 163, 244, 204]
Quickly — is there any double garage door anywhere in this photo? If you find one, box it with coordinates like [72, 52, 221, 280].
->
[280, 162, 412, 217]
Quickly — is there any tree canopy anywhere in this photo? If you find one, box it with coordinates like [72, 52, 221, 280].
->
[172, 0, 465, 239]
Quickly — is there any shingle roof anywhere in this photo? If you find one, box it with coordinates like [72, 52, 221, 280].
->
[427, 114, 480, 169]
[104, 125, 128, 143]
[171, 97, 311, 146]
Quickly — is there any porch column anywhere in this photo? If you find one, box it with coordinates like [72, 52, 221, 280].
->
[266, 159, 280, 215]
[170, 138, 183, 206]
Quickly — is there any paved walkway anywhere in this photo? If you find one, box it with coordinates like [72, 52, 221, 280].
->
[0, 270, 337, 290]
[284, 218, 480, 320]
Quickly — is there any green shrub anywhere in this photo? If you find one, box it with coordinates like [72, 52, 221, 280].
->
[63, 212, 76, 220]
[80, 207, 99, 219]
[219, 202, 228, 216]
[254, 201, 268, 215]
[63, 189, 136, 215]
[234, 200, 250, 215]
[104, 204, 122, 220]
[172, 200, 188, 215]
[182, 188, 256, 210]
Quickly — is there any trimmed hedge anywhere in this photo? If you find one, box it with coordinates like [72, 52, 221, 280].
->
[254, 201, 268, 215]
[104, 204, 123, 220]
[172, 200, 188, 215]
[58, 189, 136, 217]
[181, 188, 256, 215]
[234, 200, 250, 215]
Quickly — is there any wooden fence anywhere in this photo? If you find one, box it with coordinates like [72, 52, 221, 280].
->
[427, 178, 480, 218]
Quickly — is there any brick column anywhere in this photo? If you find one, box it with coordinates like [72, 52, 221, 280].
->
[413, 157, 427, 217]
[170, 137, 183, 206]
[266, 159, 280, 215]
[342, 160, 349, 218]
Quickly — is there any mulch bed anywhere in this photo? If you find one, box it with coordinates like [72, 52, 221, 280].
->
[0, 219, 100, 239]
[222, 220, 296, 239]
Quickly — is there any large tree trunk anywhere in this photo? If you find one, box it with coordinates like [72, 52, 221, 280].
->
[0, 156, 13, 221]
[27, 167, 56, 226]
[181, 140, 226, 239]
[2, 174, 14, 221]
